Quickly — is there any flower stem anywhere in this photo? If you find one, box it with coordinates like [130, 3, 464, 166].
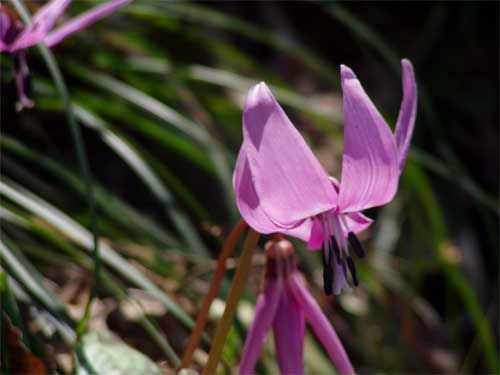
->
[202, 229, 260, 374]
[180, 219, 247, 369]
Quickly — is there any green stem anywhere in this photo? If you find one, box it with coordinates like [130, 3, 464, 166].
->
[10, 0, 100, 342]
[203, 229, 260, 374]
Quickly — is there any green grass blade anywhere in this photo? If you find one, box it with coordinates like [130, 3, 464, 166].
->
[1, 137, 180, 248]
[0, 237, 76, 344]
[0, 179, 196, 331]
[69, 64, 235, 217]
[9, 0, 100, 339]
[2, 211, 181, 367]
[326, 3, 400, 71]
[73, 104, 209, 255]
[127, 57, 341, 123]
[405, 162, 499, 373]
[129, 2, 338, 84]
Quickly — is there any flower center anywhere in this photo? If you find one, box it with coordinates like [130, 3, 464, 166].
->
[319, 212, 365, 295]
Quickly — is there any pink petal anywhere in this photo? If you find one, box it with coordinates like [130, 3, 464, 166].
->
[10, 0, 71, 51]
[338, 65, 399, 213]
[273, 283, 305, 375]
[307, 216, 324, 250]
[394, 59, 417, 172]
[342, 212, 373, 236]
[234, 149, 303, 240]
[234, 146, 315, 242]
[44, 0, 131, 47]
[1, 9, 24, 53]
[289, 274, 355, 375]
[240, 82, 337, 227]
[329, 142, 374, 235]
[239, 278, 282, 375]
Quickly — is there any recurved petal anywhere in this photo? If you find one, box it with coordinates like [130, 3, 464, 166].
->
[239, 278, 282, 375]
[289, 274, 355, 375]
[395, 59, 417, 172]
[241, 82, 337, 227]
[10, 0, 71, 51]
[342, 212, 373, 236]
[338, 65, 399, 213]
[273, 284, 305, 375]
[44, 0, 131, 47]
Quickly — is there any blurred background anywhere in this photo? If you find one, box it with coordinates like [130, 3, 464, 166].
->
[1, 1, 498, 374]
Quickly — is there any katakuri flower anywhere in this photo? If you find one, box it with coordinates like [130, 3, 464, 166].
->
[233, 60, 417, 295]
[240, 238, 354, 375]
[0, 0, 131, 109]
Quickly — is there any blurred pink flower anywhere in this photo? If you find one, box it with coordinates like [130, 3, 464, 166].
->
[240, 239, 354, 375]
[233, 61, 417, 294]
[0, 0, 131, 109]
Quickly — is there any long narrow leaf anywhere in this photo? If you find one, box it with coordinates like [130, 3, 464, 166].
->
[0, 179, 196, 330]
[69, 64, 235, 217]
[73, 104, 209, 255]
[1, 137, 179, 248]
[0, 237, 76, 343]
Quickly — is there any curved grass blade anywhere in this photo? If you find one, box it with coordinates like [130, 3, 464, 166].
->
[69, 64, 235, 217]
[2, 209, 181, 367]
[326, 4, 400, 72]
[405, 162, 499, 373]
[128, 2, 338, 84]
[9, 0, 100, 339]
[410, 149, 499, 215]
[73, 104, 209, 255]
[0, 211, 180, 366]
[126, 57, 342, 124]
[1, 137, 179, 248]
[0, 237, 76, 344]
[0, 179, 196, 331]
[0, 272, 27, 345]
[138, 149, 209, 222]
[50, 91, 215, 175]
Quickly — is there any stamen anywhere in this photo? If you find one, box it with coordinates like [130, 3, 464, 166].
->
[322, 244, 333, 296]
[330, 235, 342, 265]
[339, 258, 349, 284]
[347, 232, 365, 258]
[345, 256, 359, 286]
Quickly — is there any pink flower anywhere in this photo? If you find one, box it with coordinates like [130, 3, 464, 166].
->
[0, 0, 131, 109]
[240, 239, 354, 375]
[233, 60, 417, 294]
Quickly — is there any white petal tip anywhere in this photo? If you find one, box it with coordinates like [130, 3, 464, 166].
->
[245, 81, 273, 110]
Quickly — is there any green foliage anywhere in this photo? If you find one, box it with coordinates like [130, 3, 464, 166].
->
[1, 1, 497, 374]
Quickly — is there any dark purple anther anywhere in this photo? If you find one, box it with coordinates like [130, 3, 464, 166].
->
[348, 231, 365, 258]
